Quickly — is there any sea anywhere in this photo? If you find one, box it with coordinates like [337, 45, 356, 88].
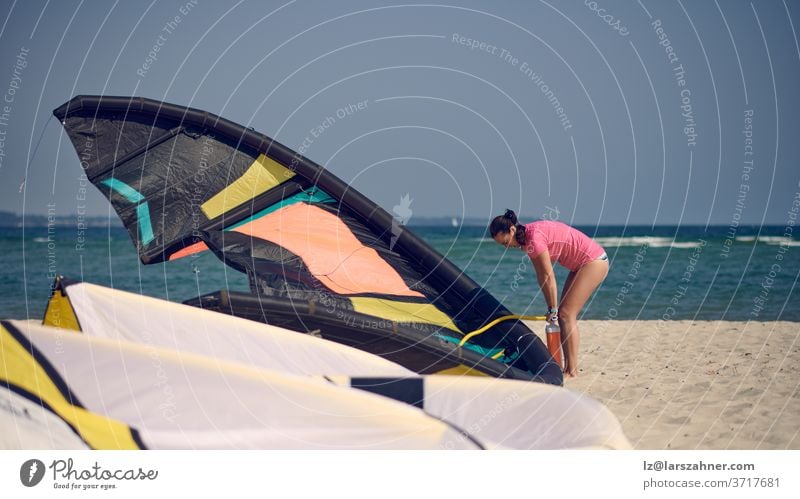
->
[0, 224, 798, 322]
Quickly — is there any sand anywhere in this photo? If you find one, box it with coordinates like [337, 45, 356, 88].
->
[527, 319, 800, 449]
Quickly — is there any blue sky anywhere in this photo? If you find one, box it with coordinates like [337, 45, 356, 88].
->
[0, 0, 798, 225]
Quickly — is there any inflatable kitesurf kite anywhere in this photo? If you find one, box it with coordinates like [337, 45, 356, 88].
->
[52, 96, 562, 385]
[5, 278, 627, 449]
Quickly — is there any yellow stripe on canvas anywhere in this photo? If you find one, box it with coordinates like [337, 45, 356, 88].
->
[349, 297, 463, 333]
[42, 291, 82, 332]
[0, 325, 141, 449]
[201, 153, 295, 219]
[434, 365, 490, 377]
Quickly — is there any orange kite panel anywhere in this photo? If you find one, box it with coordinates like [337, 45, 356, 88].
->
[232, 203, 423, 297]
[168, 241, 208, 261]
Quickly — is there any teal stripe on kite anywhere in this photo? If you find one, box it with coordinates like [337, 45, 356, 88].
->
[101, 178, 145, 203]
[101, 178, 153, 245]
[136, 202, 155, 245]
[226, 187, 336, 231]
[434, 333, 519, 365]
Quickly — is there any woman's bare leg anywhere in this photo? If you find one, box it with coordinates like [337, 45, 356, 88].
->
[558, 271, 577, 375]
[558, 259, 609, 378]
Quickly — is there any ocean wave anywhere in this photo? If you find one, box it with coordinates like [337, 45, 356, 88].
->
[766, 240, 800, 246]
[451, 237, 496, 244]
[735, 235, 795, 245]
[669, 241, 704, 249]
[594, 236, 702, 249]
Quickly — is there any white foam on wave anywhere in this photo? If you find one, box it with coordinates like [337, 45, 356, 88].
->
[449, 237, 495, 244]
[669, 241, 704, 249]
[594, 236, 671, 247]
[594, 236, 702, 249]
[735, 235, 795, 245]
[766, 240, 800, 246]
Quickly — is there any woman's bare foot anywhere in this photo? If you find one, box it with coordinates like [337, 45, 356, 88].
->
[563, 361, 578, 378]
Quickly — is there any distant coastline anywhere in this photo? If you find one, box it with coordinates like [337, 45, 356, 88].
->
[0, 210, 791, 230]
[0, 211, 489, 228]
[0, 211, 122, 228]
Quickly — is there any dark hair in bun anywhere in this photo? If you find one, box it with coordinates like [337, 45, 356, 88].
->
[489, 209, 527, 246]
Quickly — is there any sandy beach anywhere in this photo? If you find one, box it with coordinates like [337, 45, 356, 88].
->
[528, 320, 800, 450]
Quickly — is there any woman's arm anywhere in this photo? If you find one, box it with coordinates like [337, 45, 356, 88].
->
[530, 250, 558, 320]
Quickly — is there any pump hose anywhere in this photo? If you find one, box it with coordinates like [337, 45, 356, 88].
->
[458, 314, 546, 347]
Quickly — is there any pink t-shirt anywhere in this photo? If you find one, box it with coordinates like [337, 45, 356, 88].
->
[524, 221, 605, 272]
